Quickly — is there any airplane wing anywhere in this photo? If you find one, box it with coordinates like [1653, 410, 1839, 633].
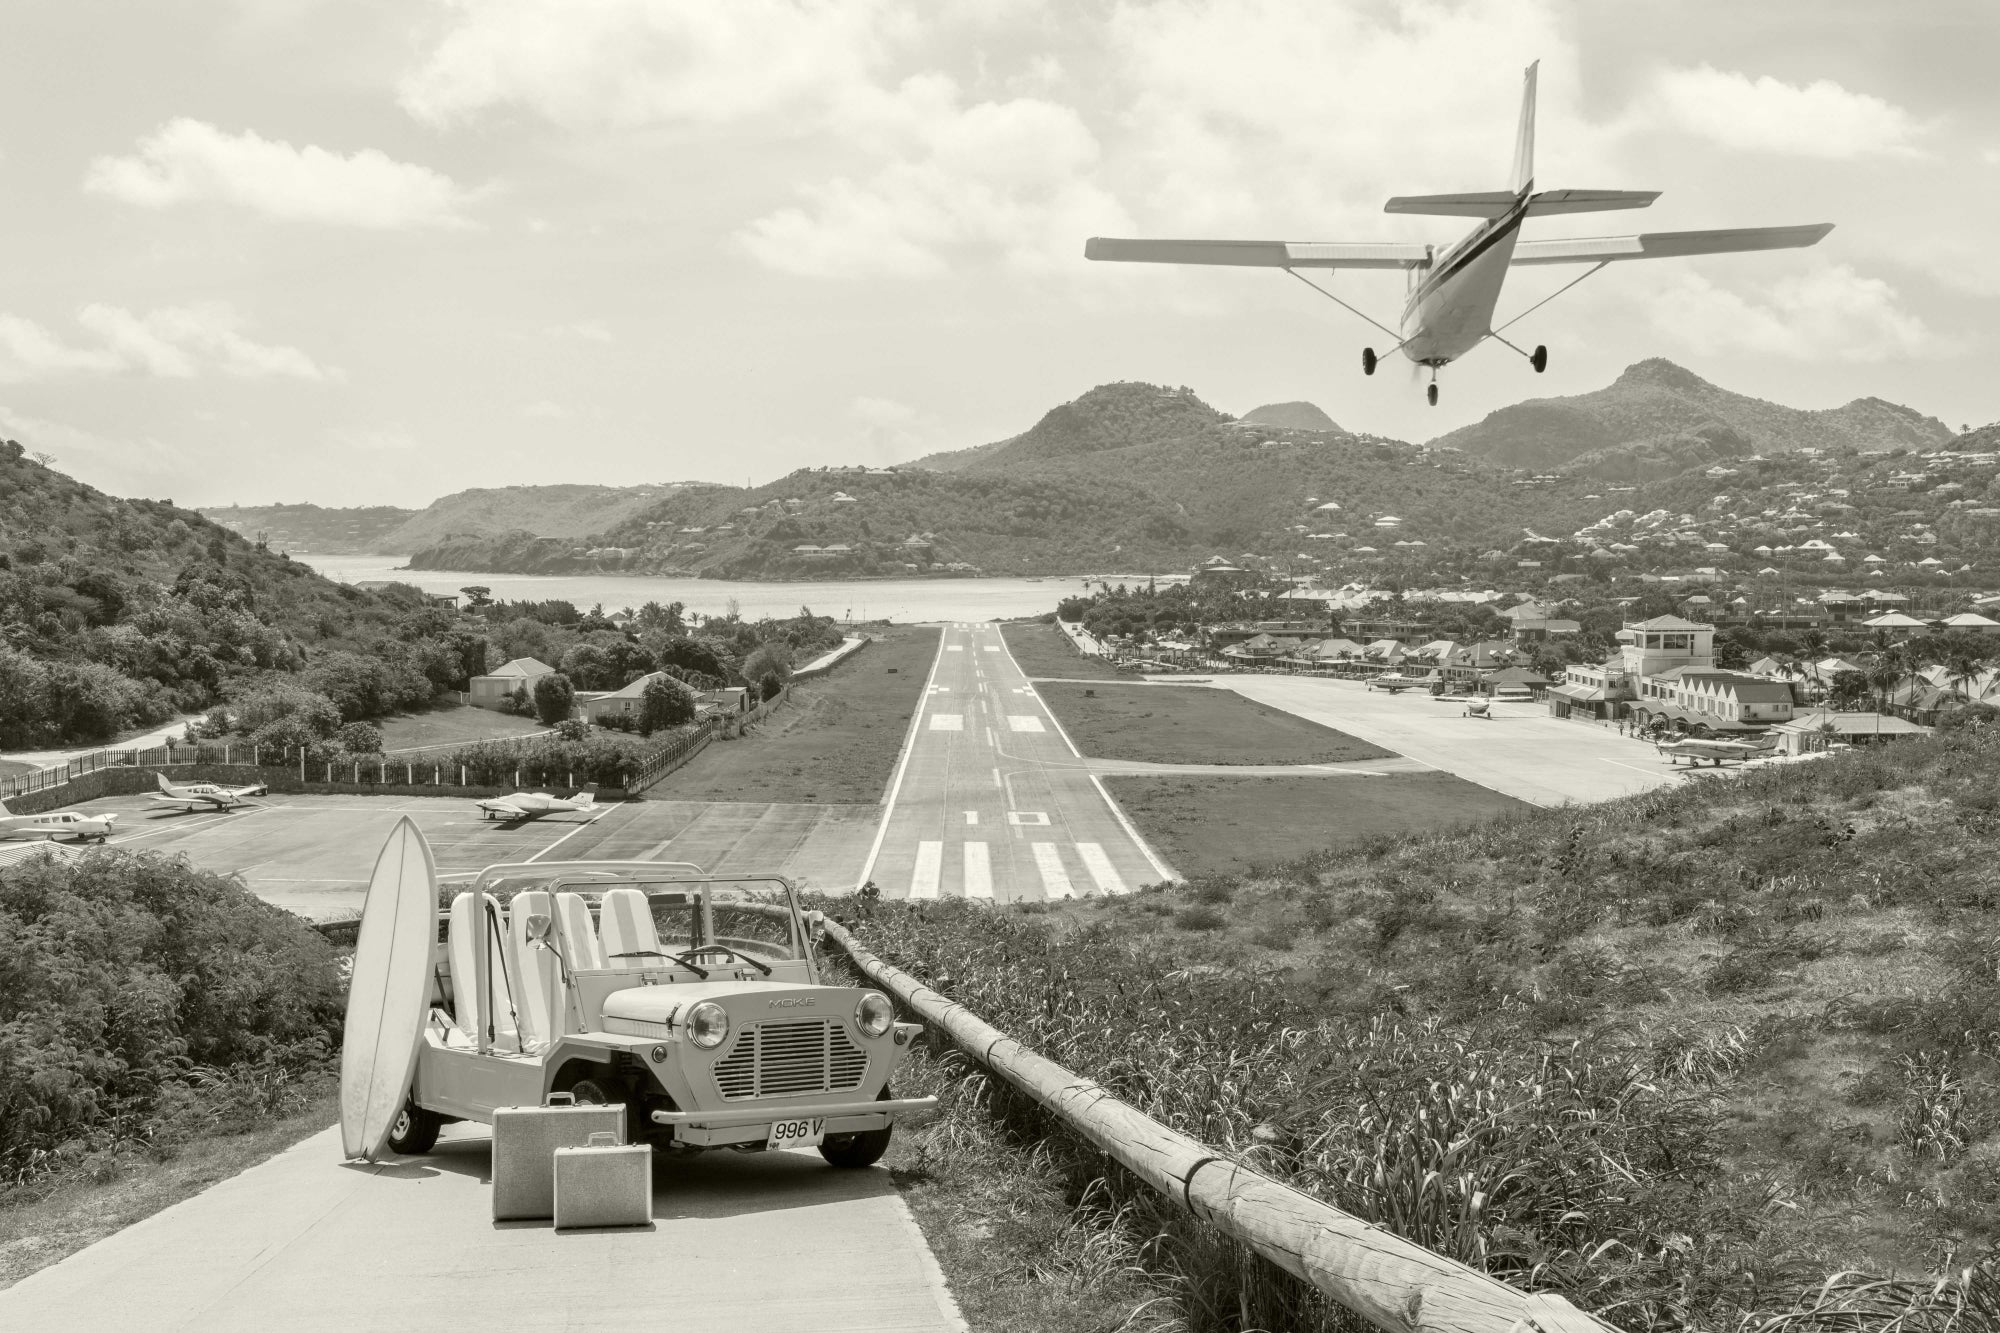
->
[1510, 223, 1832, 265]
[479, 796, 530, 816]
[1085, 238, 1432, 269]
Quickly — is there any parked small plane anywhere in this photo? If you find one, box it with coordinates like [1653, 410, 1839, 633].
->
[151, 772, 269, 810]
[1368, 674, 1428, 694]
[0, 799, 117, 843]
[1656, 735, 1774, 767]
[1085, 61, 1833, 405]
[475, 791, 598, 822]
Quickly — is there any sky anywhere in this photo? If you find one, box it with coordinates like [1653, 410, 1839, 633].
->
[0, 0, 1993, 508]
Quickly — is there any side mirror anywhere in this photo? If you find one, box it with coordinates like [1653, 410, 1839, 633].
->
[525, 913, 553, 945]
[804, 909, 827, 945]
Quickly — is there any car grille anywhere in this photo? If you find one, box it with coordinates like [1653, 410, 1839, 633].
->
[712, 1019, 868, 1101]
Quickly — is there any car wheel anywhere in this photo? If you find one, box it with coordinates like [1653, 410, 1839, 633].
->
[386, 1100, 442, 1155]
[567, 1074, 646, 1141]
[819, 1088, 894, 1169]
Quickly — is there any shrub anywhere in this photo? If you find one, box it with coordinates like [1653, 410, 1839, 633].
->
[0, 850, 344, 1181]
[742, 641, 794, 687]
[532, 671, 575, 726]
[638, 674, 696, 736]
[554, 718, 589, 742]
[759, 671, 784, 702]
[335, 721, 383, 753]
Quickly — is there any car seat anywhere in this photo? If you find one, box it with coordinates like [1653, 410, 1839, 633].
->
[553, 891, 606, 971]
[447, 891, 522, 1052]
[507, 889, 562, 1048]
[599, 887, 667, 969]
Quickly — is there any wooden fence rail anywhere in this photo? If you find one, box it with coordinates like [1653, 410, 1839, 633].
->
[821, 918, 1611, 1333]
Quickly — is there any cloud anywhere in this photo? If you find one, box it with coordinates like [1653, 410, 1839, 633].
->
[1642, 65, 1931, 159]
[325, 425, 422, 454]
[739, 80, 1131, 276]
[523, 398, 568, 418]
[399, 0, 898, 129]
[847, 394, 931, 462]
[0, 304, 332, 383]
[85, 119, 471, 228]
[1645, 264, 1933, 363]
[544, 320, 614, 343]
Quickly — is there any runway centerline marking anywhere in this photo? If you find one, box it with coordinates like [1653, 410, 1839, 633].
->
[963, 811, 979, 825]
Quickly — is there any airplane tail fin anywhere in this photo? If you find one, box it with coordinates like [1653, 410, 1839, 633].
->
[1509, 60, 1538, 194]
[574, 792, 595, 807]
[156, 772, 173, 791]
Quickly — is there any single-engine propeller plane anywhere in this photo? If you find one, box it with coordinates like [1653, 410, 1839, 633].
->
[151, 771, 269, 811]
[475, 790, 598, 822]
[1656, 735, 1776, 767]
[0, 798, 117, 843]
[1085, 61, 1833, 405]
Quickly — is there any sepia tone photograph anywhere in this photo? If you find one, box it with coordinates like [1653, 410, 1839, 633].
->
[2, 2, 1996, 1329]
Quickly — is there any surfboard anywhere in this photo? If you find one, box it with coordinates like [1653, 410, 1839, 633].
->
[340, 816, 440, 1160]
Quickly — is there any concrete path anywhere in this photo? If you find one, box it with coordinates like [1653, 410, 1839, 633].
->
[859, 621, 1174, 901]
[0, 713, 201, 769]
[1213, 674, 1679, 807]
[0, 1125, 964, 1332]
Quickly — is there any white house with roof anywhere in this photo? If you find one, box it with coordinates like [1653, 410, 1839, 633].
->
[469, 657, 557, 710]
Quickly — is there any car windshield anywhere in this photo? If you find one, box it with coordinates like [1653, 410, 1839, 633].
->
[644, 881, 806, 963]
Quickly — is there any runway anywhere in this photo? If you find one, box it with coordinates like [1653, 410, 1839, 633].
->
[858, 621, 1172, 901]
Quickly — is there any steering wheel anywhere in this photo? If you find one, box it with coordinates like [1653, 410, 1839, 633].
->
[672, 946, 772, 977]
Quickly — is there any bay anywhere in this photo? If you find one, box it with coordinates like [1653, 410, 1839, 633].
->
[300, 554, 1095, 623]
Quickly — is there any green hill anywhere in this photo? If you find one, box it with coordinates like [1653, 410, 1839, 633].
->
[1240, 400, 1342, 432]
[204, 484, 691, 556]
[908, 381, 1231, 473]
[203, 503, 417, 555]
[0, 440, 477, 747]
[1428, 358, 1951, 470]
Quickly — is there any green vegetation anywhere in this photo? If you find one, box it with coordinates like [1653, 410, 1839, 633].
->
[836, 728, 2000, 1330]
[658, 626, 937, 804]
[0, 849, 343, 1190]
[1107, 772, 1528, 878]
[373, 701, 547, 752]
[1037, 682, 1391, 765]
[998, 620, 1128, 681]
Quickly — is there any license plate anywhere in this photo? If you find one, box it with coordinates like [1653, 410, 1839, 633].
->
[767, 1118, 824, 1150]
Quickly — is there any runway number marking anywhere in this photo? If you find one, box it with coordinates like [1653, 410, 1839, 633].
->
[946, 645, 964, 652]
[910, 841, 943, 899]
[963, 842, 992, 900]
[984, 646, 1002, 652]
[1030, 843, 1073, 898]
[1007, 716, 1045, 732]
[964, 811, 979, 825]
[1008, 811, 1050, 826]
[930, 714, 963, 731]
[930, 686, 950, 693]
[1076, 843, 1128, 896]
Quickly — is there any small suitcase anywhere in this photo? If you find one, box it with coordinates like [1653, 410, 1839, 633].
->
[553, 1133, 653, 1230]
[491, 1093, 626, 1221]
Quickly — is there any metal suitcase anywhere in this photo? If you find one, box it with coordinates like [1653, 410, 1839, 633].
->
[491, 1093, 626, 1221]
[553, 1133, 653, 1230]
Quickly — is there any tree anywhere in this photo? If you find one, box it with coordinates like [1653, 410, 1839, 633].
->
[742, 641, 794, 686]
[655, 635, 729, 682]
[1828, 669, 1871, 711]
[460, 586, 493, 608]
[638, 674, 695, 736]
[532, 672, 575, 726]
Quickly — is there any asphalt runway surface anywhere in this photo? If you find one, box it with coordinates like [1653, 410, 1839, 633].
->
[49, 791, 878, 917]
[858, 620, 1173, 902]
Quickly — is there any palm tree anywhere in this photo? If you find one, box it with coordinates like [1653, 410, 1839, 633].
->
[1945, 649, 1988, 705]
[1866, 660, 1903, 715]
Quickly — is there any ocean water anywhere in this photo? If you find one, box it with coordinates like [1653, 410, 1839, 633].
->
[300, 555, 1094, 623]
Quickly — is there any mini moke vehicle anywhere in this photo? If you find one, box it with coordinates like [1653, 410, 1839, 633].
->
[388, 860, 935, 1166]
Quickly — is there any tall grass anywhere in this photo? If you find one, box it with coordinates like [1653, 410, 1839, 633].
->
[820, 725, 2000, 1332]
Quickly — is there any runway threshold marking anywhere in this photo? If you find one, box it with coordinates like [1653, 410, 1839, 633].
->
[1007, 716, 1045, 732]
[963, 842, 992, 900]
[930, 714, 963, 731]
[1076, 842, 1127, 896]
[910, 841, 943, 899]
[1030, 843, 1073, 899]
[963, 811, 979, 825]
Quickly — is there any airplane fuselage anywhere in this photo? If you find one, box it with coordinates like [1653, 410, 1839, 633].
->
[1399, 188, 1530, 365]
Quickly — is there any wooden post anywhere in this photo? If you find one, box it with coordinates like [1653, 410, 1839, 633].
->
[821, 921, 1617, 1333]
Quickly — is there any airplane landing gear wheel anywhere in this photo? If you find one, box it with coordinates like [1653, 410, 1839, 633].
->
[1531, 344, 1548, 373]
[1426, 383, 1439, 406]
[1361, 347, 1378, 376]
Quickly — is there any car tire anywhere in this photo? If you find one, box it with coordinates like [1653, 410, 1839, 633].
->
[567, 1073, 648, 1143]
[386, 1101, 442, 1155]
[819, 1088, 894, 1169]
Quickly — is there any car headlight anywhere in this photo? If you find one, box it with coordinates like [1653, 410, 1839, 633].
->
[856, 992, 893, 1038]
[686, 1001, 731, 1050]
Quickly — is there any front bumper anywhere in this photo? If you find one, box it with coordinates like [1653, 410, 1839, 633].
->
[649, 1095, 937, 1130]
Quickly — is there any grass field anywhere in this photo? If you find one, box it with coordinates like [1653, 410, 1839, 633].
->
[657, 625, 941, 804]
[376, 701, 549, 752]
[1107, 772, 1529, 878]
[999, 621, 1127, 681]
[1038, 681, 1392, 766]
[0, 759, 31, 780]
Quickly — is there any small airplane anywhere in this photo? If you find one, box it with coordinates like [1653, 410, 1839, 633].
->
[1368, 674, 1429, 694]
[0, 799, 117, 843]
[1463, 699, 1492, 720]
[151, 771, 269, 811]
[1655, 735, 1774, 767]
[1085, 61, 1832, 405]
[475, 791, 598, 822]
